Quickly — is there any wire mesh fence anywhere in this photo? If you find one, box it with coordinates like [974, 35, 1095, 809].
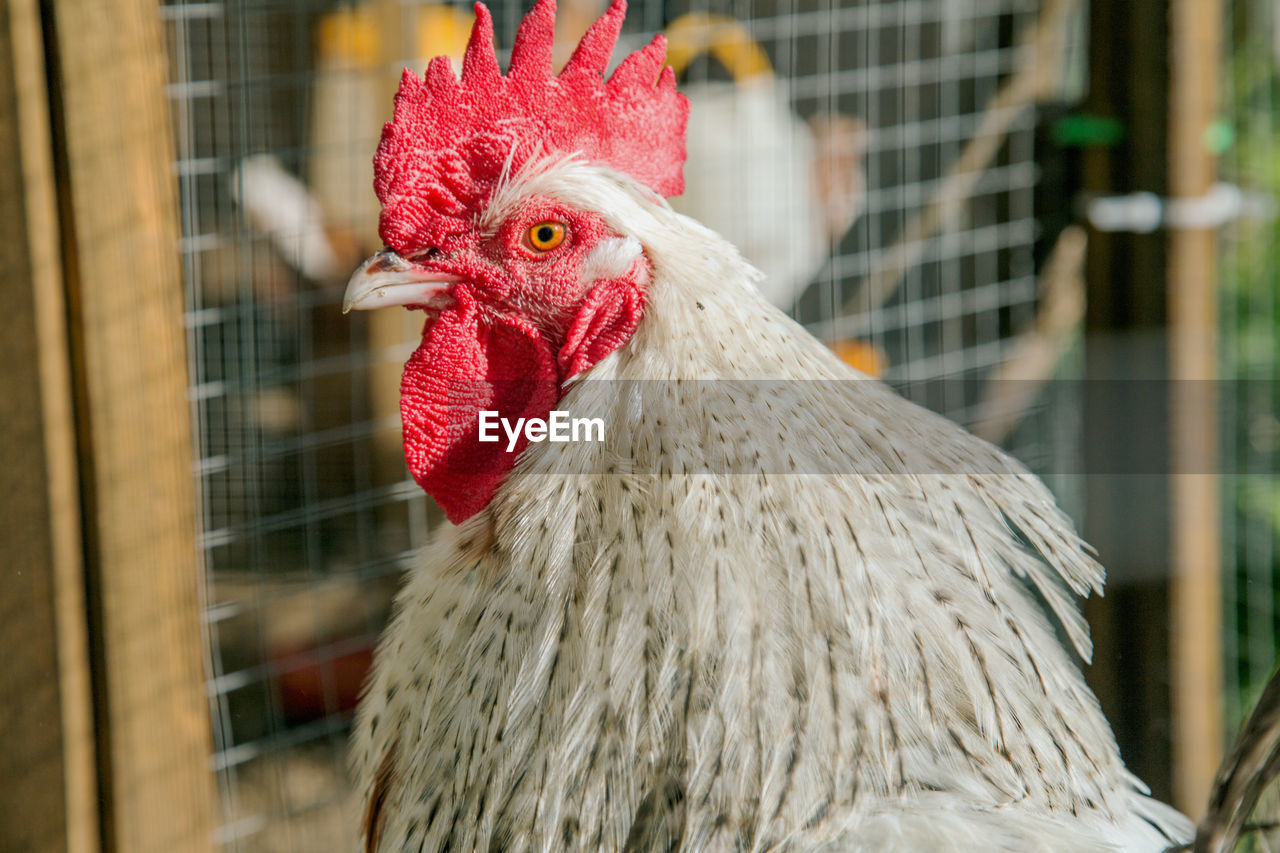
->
[163, 0, 1078, 847]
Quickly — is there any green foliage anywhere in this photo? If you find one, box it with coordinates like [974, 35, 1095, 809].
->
[1223, 0, 1280, 729]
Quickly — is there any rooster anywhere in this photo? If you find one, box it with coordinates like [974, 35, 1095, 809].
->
[342, 1, 1193, 850]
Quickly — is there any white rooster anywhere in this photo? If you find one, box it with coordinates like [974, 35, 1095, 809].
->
[341, 1, 1193, 850]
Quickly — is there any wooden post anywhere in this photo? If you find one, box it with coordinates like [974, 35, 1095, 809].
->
[1081, 0, 1223, 818]
[1080, 0, 1177, 806]
[0, 0, 217, 849]
[0, 0, 97, 850]
[43, 0, 217, 847]
[1167, 0, 1223, 818]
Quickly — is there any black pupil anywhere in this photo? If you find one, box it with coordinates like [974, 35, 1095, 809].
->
[536, 225, 556, 244]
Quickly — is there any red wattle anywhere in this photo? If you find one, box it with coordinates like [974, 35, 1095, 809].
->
[400, 276, 645, 523]
[400, 289, 558, 523]
[558, 274, 645, 379]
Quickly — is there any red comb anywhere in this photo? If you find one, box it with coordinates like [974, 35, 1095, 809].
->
[374, 0, 689, 253]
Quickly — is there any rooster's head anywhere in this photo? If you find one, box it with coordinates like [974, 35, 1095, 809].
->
[343, 0, 688, 523]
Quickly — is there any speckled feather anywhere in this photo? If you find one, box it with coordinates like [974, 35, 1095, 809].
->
[350, 162, 1192, 852]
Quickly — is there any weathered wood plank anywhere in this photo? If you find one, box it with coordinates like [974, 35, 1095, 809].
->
[42, 0, 216, 848]
[0, 0, 97, 849]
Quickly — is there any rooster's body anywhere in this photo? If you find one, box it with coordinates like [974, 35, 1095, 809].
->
[343, 2, 1192, 850]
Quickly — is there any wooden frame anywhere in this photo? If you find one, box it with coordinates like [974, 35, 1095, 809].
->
[0, 0, 215, 850]
[0, 2, 93, 849]
[1082, 0, 1223, 819]
[1167, 0, 1224, 815]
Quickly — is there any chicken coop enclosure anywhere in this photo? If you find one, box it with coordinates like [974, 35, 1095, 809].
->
[1, 0, 1268, 850]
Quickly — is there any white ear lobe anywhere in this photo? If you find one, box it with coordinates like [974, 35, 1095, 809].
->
[579, 236, 643, 283]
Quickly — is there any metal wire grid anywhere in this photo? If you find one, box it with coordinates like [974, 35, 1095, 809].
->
[166, 2, 421, 847]
[796, 0, 1039, 353]
[163, 0, 1063, 848]
[766, 0, 1065, 480]
[1221, 0, 1280, 733]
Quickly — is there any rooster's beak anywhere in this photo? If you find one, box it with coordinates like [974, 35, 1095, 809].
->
[342, 249, 461, 313]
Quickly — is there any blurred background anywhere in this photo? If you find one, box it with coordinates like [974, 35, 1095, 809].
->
[4, 0, 1279, 850]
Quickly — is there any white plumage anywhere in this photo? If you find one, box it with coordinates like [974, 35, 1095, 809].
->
[349, 161, 1191, 851]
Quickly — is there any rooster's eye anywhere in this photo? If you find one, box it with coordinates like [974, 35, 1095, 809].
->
[527, 221, 567, 252]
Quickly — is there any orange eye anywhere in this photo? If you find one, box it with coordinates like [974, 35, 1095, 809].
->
[527, 221, 567, 252]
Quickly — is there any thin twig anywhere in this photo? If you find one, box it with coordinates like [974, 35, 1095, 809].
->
[970, 226, 1086, 444]
[1166, 820, 1280, 852]
[1192, 670, 1280, 852]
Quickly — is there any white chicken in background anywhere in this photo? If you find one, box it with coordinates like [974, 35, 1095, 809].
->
[232, 154, 343, 282]
[664, 13, 867, 313]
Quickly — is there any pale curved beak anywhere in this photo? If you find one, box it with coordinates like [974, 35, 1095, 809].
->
[342, 249, 461, 313]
